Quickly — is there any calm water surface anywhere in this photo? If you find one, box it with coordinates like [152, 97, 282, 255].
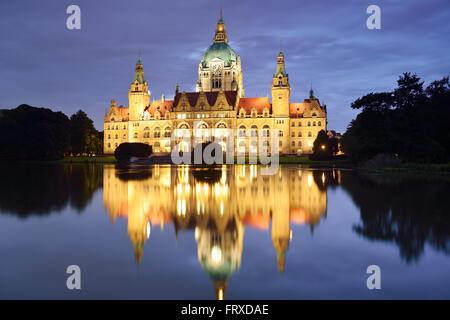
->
[0, 164, 449, 299]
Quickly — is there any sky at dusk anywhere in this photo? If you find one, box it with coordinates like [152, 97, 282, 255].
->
[0, 0, 449, 132]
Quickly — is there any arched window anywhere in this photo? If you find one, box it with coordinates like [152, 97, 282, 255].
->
[250, 125, 258, 137]
[154, 127, 161, 138]
[279, 130, 283, 137]
[308, 132, 312, 137]
[107, 143, 111, 148]
[123, 134, 126, 139]
[298, 132, 302, 137]
[116, 125, 119, 130]
[134, 132, 138, 139]
[291, 132, 295, 137]
[298, 122, 302, 127]
[318, 121, 321, 126]
[164, 127, 171, 138]
[308, 122, 311, 126]
[238, 125, 246, 137]
[298, 141, 302, 147]
[108, 135, 111, 139]
[313, 121, 316, 126]
[262, 125, 270, 137]
[115, 134, 118, 139]
[251, 109, 257, 118]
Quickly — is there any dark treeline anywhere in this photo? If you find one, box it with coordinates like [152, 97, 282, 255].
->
[340, 171, 450, 262]
[0, 164, 103, 218]
[0, 104, 102, 160]
[341, 73, 450, 163]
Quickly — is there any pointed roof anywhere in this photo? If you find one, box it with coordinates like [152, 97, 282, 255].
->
[133, 59, 146, 84]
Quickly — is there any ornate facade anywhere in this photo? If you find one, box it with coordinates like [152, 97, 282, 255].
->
[104, 11, 327, 155]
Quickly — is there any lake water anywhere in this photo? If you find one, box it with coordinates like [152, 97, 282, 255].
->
[0, 164, 449, 299]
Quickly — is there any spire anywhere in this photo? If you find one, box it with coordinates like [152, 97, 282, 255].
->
[274, 49, 287, 78]
[309, 85, 316, 99]
[218, 8, 225, 25]
[133, 58, 146, 84]
[214, 9, 228, 43]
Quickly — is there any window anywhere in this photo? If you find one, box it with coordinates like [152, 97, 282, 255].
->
[164, 127, 171, 138]
[298, 132, 302, 137]
[292, 141, 295, 146]
[298, 141, 302, 147]
[115, 134, 118, 139]
[108, 135, 111, 139]
[107, 143, 111, 148]
[308, 122, 311, 126]
[123, 134, 126, 139]
[291, 132, 295, 137]
[279, 130, 283, 137]
[238, 125, 246, 137]
[313, 121, 316, 126]
[308, 132, 312, 137]
[250, 125, 257, 137]
[262, 125, 270, 137]
[318, 121, 321, 126]
[134, 132, 138, 139]
[154, 127, 161, 138]
[298, 122, 302, 127]
[291, 122, 295, 127]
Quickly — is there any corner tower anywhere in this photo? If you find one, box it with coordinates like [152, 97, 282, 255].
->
[129, 59, 150, 121]
[197, 10, 244, 97]
[271, 51, 290, 117]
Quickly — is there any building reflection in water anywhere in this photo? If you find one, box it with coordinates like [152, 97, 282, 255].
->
[103, 165, 331, 299]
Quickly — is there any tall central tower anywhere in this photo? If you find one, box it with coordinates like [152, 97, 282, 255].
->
[197, 10, 244, 97]
[129, 59, 150, 121]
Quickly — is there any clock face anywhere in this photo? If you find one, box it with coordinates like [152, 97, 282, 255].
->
[212, 64, 222, 76]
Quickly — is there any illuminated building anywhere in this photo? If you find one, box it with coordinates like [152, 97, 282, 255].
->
[104, 10, 327, 155]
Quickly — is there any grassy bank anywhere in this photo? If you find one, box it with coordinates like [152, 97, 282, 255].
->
[370, 162, 450, 173]
[57, 156, 117, 164]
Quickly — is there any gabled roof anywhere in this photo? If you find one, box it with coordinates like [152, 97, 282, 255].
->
[144, 100, 173, 116]
[289, 102, 310, 115]
[173, 91, 237, 108]
[110, 106, 129, 120]
[238, 97, 271, 114]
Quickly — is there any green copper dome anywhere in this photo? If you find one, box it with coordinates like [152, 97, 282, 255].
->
[201, 42, 237, 68]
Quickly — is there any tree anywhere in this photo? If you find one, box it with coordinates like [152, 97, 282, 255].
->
[311, 130, 331, 159]
[0, 104, 70, 160]
[341, 73, 449, 163]
[69, 110, 102, 155]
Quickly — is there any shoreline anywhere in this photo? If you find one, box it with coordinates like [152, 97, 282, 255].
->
[44, 155, 450, 173]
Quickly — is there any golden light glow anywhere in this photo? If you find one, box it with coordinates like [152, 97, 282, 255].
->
[218, 288, 224, 300]
[308, 173, 313, 187]
[211, 246, 222, 264]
